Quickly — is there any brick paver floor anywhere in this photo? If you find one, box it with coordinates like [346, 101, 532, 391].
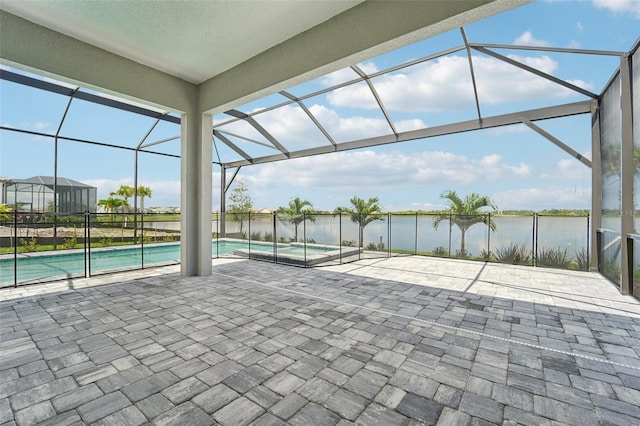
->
[1, 256, 639, 425]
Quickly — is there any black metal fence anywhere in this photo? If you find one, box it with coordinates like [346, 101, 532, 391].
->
[0, 212, 181, 288]
[1, 211, 592, 288]
[226, 212, 590, 270]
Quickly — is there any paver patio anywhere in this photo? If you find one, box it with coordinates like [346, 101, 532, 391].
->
[1, 256, 639, 425]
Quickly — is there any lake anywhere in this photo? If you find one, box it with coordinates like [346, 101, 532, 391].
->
[218, 214, 592, 258]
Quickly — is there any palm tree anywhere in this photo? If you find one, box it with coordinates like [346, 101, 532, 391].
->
[278, 197, 316, 242]
[0, 203, 12, 223]
[334, 196, 384, 247]
[98, 197, 127, 221]
[137, 185, 152, 212]
[0, 204, 14, 247]
[433, 190, 497, 257]
[111, 185, 134, 212]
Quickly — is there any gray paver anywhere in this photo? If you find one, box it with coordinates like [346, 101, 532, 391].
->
[77, 391, 131, 423]
[136, 393, 175, 420]
[14, 401, 56, 426]
[459, 392, 504, 424]
[154, 401, 213, 426]
[2, 256, 640, 426]
[191, 383, 239, 414]
[263, 371, 306, 396]
[122, 370, 180, 402]
[162, 377, 208, 405]
[92, 406, 147, 426]
[269, 393, 308, 420]
[52, 383, 104, 412]
[213, 397, 264, 426]
[288, 402, 340, 426]
[325, 389, 367, 421]
[396, 392, 443, 424]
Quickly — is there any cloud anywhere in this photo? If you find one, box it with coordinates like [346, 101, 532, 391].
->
[576, 22, 584, 34]
[491, 186, 591, 210]
[514, 31, 550, 47]
[593, 0, 640, 18]
[539, 154, 591, 180]
[245, 149, 531, 196]
[323, 55, 592, 113]
[567, 40, 582, 49]
[487, 123, 529, 135]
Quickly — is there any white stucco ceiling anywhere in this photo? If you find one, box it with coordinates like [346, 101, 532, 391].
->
[0, 0, 363, 84]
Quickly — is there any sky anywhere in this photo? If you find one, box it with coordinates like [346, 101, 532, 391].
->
[1, 0, 639, 213]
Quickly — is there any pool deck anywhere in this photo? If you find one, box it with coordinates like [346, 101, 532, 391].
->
[1, 256, 639, 425]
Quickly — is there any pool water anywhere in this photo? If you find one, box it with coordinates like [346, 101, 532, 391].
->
[0, 240, 338, 286]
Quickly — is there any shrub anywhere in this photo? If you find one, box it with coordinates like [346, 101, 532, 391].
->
[250, 231, 263, 241]
[480, 249, 493, 261]
[99, 237, 113, 247]
[20, 237, 39, 252]
[365, 241, 385, 251]
[62, 236, 78, 250]
[432, 246, 449, 257]
[495, 243, 531, 265]
[455, 249, 471, 259]
[342, 240, 356, 247]
[263, 232, 273, 242]
[305, 238, 316, 244]
[536, 247, 570, 268]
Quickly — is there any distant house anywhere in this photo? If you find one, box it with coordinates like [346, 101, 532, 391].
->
[0, 176, 97, 213]
[256, 207, 278, 214]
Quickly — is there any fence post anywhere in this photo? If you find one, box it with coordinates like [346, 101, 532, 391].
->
[84, 211, 88, 278]
[87, 213, 92, 277]
[533, 213, 537, 266]
[448, 211, 452, 258]
[303, 212, 307, 267]
[339, 213, 343, 264]
[13, 210, 17, 288]
[216, 211, 219, 258]
[141, 211, 144, 270]
[586, 215, 590, 271]
[487, 213, 491, 261]
[627, 236, 634, 295]
[415, 212, 418, 255]
[248, 211, 252, 260]
[272, 212, 277, 264]
[387, 212, 391, 258]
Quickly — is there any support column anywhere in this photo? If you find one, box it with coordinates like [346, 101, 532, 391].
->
[180, 108, 213, 276]
[590, 100, 602, 271]
[620, 53, 633, 294]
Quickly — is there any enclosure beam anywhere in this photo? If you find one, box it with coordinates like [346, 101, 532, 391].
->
[620, 54, 634, 295]
[180, 108, 213, 276]
[224, 101, 592, 168]
[521, 118, 591, 167]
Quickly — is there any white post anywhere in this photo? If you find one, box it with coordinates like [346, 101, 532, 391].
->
[180, 107, 213, 276]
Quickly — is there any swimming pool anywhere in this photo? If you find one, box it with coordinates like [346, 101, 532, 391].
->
[0, 239, 357, 287]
